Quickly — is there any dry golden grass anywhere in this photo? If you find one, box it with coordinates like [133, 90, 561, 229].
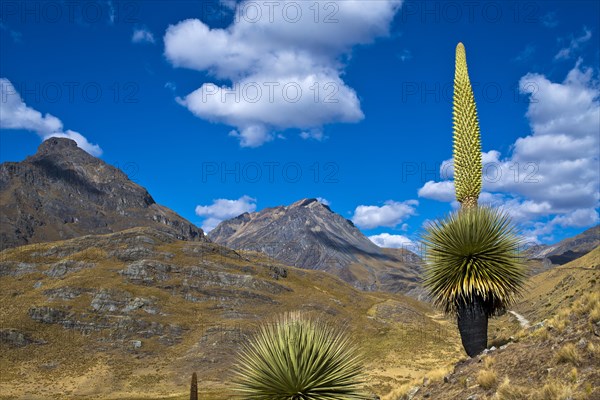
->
[590, 304, 600, 323]
[534, 381, 573, 400]
[483, 355, 494, 369]
[425, 366, 452, 383]
[476, 369, 497, 390]
[495, 377, 530, 400]
[550, 308, 571, 333]
[555, 343, 581, 366]
[531, 327, 549, 341]
[382, 383, 415, 400]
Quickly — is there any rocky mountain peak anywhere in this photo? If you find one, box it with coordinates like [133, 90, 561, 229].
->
[37, 137, 79, 154]
[287, 198, 333, 212]
[208, 198, 423, 293]
[0, 138, 206, 250]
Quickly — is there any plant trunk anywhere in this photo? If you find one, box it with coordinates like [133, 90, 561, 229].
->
[190, 372, 198, 400]
[457, 297, 488, 357]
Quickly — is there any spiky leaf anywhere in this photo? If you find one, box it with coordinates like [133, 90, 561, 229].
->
[453, 42, 482, 206]
[422, 207, 526, 316]
[232, 312, 365, 400]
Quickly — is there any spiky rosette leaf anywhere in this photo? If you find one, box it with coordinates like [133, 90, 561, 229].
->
[453, 42, 482, 206]
[422, 207, 526, 316]
[232, 312, 365, 400]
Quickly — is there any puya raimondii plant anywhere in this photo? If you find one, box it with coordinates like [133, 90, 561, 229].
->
[422, 43, 526, 357]
[232, 312, 365, 399]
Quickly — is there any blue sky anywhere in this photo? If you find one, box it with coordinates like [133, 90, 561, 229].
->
[1, 0, 599, 248]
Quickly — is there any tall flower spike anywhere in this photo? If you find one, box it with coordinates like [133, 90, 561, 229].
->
[453, 42, 482, 208]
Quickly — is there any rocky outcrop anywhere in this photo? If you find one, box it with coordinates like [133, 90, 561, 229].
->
[0, 329, 45, 347]
[0, 137, 206, 250]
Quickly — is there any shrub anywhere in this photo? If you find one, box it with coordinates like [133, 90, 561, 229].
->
[555, 343, 581, 366]
[232, 312, 365, 399]
[496, 377, 530, 400]
[483, 356, 494, 369]
[476, 369, 497, 390]
[535, 382, 573, 400]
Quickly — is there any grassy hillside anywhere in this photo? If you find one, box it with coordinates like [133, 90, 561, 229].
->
[0, 228, 462, 399]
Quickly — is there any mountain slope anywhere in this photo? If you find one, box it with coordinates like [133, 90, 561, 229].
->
[0, 228, 461, 399]
[526, 225, 599, 273]
[0, 138, 205, 250]
[209, 198, 423, 294]
[516, 245, 600, 322]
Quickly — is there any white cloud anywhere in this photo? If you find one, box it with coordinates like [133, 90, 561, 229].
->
[132, 28, 155, 44]
[418, 180, 455, 202]
[195, 195, 257, 232]
[164, 0, 402, 147]
[368, 233, 417, 250]
[316, 197, 330, 206]
[300, 129, 325, 141]
[352, 200, 418, 229]
[552, 208, 599, 228]
[554, 27, 592, 60]
[0, 78, 102, 156]
[418, 61, 600, 242]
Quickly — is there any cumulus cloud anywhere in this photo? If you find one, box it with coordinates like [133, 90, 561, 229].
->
[368, 233, 417, 251]
[418, 61, 600, 241]
[418, 180, 455, 202]
[132, 28, 155, 44]
[195, 195, 257, 232]
[352, 200, 418, 229]
[164, 0, 402, 147]
[316, 197, 330, 206]
[554, 27, 592, 60]
[0, 78, 102, 156]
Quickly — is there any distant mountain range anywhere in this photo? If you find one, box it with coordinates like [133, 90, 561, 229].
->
[0, 138, 205, 250]
[209, 198, 423, 294]
[525, 225, 599, 274]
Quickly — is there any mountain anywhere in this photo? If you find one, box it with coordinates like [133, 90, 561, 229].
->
[525, 225, 599, 274]
[208, 198, 423, 294]
[0, 227, 460, 399]
[0, 138, 205, 250]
